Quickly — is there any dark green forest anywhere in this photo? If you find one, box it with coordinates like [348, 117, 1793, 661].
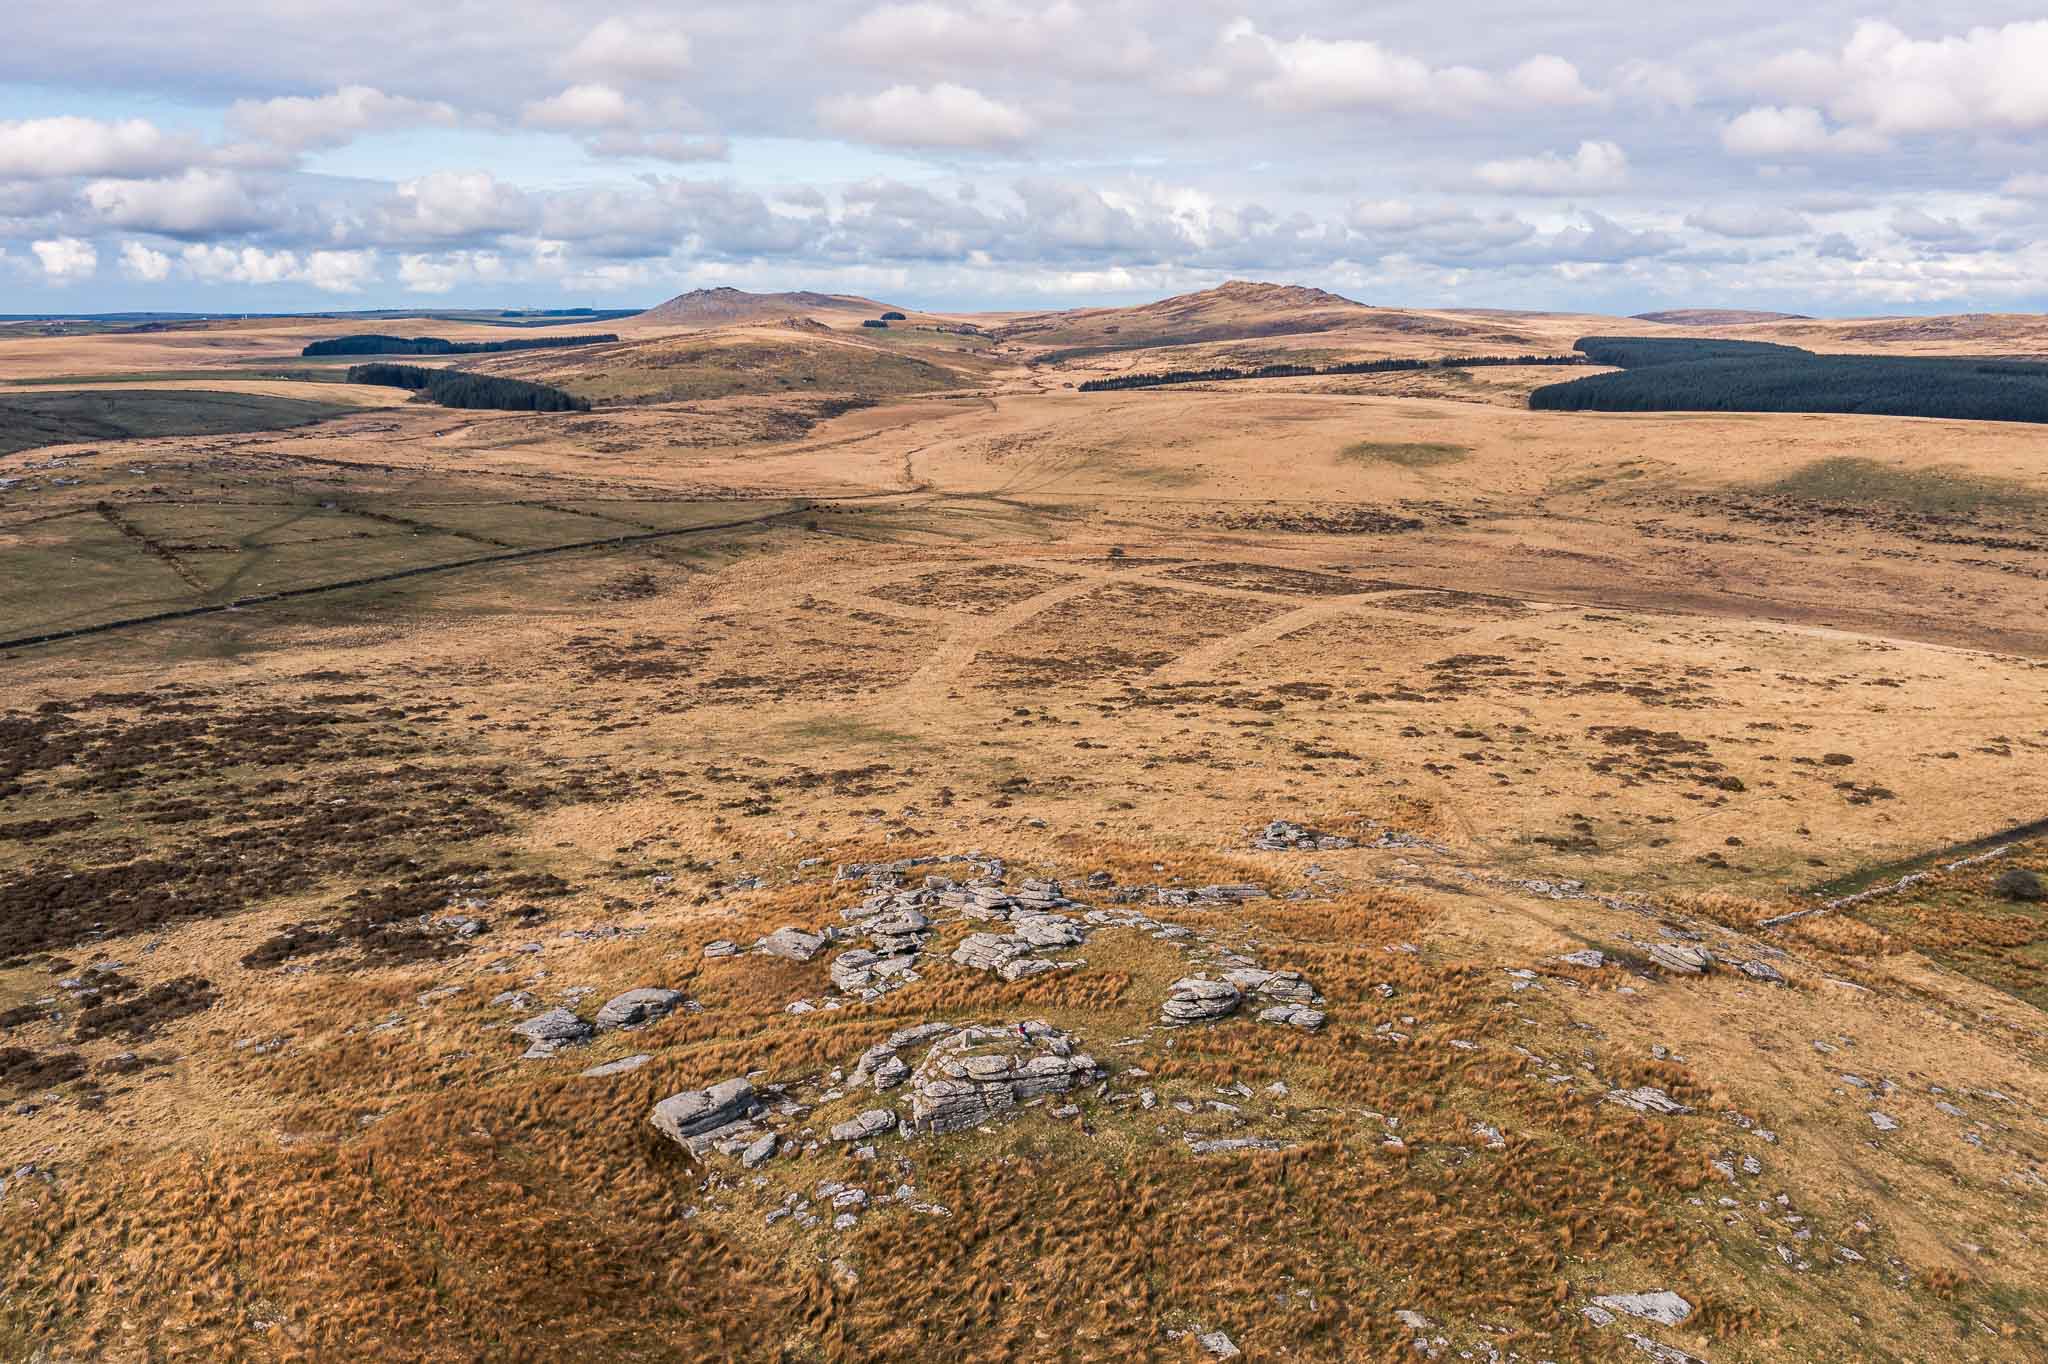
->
[345, 364, 590, 412]
[1531, 336, 2048, 424]
[1078, 353, 1584, 392]
[303, 333, 617, 357]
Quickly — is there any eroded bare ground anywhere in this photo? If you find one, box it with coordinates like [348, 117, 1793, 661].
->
[3, 371, 2048, 1363]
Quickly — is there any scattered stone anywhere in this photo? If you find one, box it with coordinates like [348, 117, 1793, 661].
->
[1196, 1329, 1242, 1360]
[1735, 960, 1785, 984]
[594, 987, 686, 1030]
[1162, 977, 1242, 1025]
[1186, 1137, 1289, 1155]
[755, 927, 827, 962]
[1560, 948, 1607, 969]
[1627, 1336, 1708, 1364]
[1258, 1003, 1326, 1031]
[511, 1008, 592, 1046]
[702, 940, 739, 958]
[952, 933, 1032, 973]
[1868, 1111, 1899, 1132]
[1607, 1087, 1694, 1116]
[831, 1108, 898, 1143]
[1254, 819, 1355, 852]
[1592, 1292, 1694, 1326]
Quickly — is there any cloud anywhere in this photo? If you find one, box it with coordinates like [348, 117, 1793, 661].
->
[1614, 59, 1697, 111]
[0, 116, 198, 179]
[563, 16, 693, 83]
[1814, 232, 1860, 260]
[397, 250, 507, 294]
[224, 86, 456, 153]
[1721, 106, 1887, 158]
[1754, 20, 2048, 137]
[819, 83, 1032, 150]
[1685, 203, 1810, 238]
[523, 84, 635, 131]
[31, 237, 97, 282]
[1890, 208, 1983, 250]
[182, 243, 374, 293]
[1215, 20, 1597, 114]
[118, 240, 172, 281]
[381, 171, 531, 241]
[83, 169, 265, 236]
[839, 2, 1150, 77]
[1505, 212, 1678, 265]
[2001, 173, 2048, 198]
[1475, 141, 1628, 195]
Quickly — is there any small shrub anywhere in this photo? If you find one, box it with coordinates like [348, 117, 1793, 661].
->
[1996, 867, 2045, 902]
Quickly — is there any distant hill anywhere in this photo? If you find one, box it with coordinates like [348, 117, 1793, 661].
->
[1630, 309, 1812, 326]
[637, 287, 895, 328]
[994, 279, 1382, 358]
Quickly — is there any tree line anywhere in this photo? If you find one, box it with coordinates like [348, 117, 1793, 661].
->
[1530, 337, 2048, 425]
[1078, 353, 1586, 392]
[304, 333, 617, 357]
[346, 364, 591, 412]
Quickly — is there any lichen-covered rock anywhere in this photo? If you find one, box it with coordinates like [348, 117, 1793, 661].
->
[1607, 1086, 1693, 1116]
[649, 1078, 763, 1156]
[756, 927, 827, 961]
[1225, 968, 1319, 1004]
[998, 957, 1058, 982]
[593, 987, 686, 1030]
[1010, 912, 1085, 948]
[1559, 948, 1606, 969]
[952, 932, 1032, 972]
[511, 1007, 592, 1043]
[1162, 977, 1242, 1025]
[1736, 959, 1785, 984]
[907, 1023, 1101, 1135]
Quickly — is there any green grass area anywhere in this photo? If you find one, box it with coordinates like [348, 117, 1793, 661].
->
[0, 389, 354, 457]
[1759, 456, 2045, 517]
[534, 339, 963, 404]
[1338, 440, 1472, 469]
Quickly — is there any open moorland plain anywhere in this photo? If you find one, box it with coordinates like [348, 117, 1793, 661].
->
[3, 282, 2047, 1363]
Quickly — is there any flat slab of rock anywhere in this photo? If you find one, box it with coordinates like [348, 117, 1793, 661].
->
[1559, 949, 1606, 969]
[1162, 977, 1242, 1025]
[1592, 1291, 1693, 1326]
[649, 1078, 764, 1156]
[580, 1053, 652, 1077]
[756, 927, 827, 962]
[512, 1008, 592, 1043]
[594, 988, 686, 1030]
[1648, 943, 1713, 975]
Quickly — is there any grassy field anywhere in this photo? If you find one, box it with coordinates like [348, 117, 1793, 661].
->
[0, 389, 354, 456]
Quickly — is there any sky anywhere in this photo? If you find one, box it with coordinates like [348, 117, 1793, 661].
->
[5, 2, 2048, 316]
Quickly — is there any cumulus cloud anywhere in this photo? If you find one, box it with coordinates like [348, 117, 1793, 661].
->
[1890, 208, 1983, 251]
[1722, 106, 1887, 158]
[181, 243, 373, 292]
[0, 116, 199, 179]
[31, 237, 97, 282]
[1755, 20, 2048, 137]
[819, 83, 1032, 150]
[398, 250, 507, 294]
[1685, 203, 1810, 238]
[523, 84, 636, 131]
[1475, 141, 1628, 195]
[1215, 20, 1597, 114]
[118, 240, 172, 281]
[381, 171, 531, 240]
[562, 16, 693, 83]
[83, 169, 265, 236]
[224, 86, 457, 153]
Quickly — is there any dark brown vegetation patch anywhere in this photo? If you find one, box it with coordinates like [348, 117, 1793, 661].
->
[73, 976, 215, 1041]
[869, 563, 1074, 614]
[0, 1046, 88, 1092]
